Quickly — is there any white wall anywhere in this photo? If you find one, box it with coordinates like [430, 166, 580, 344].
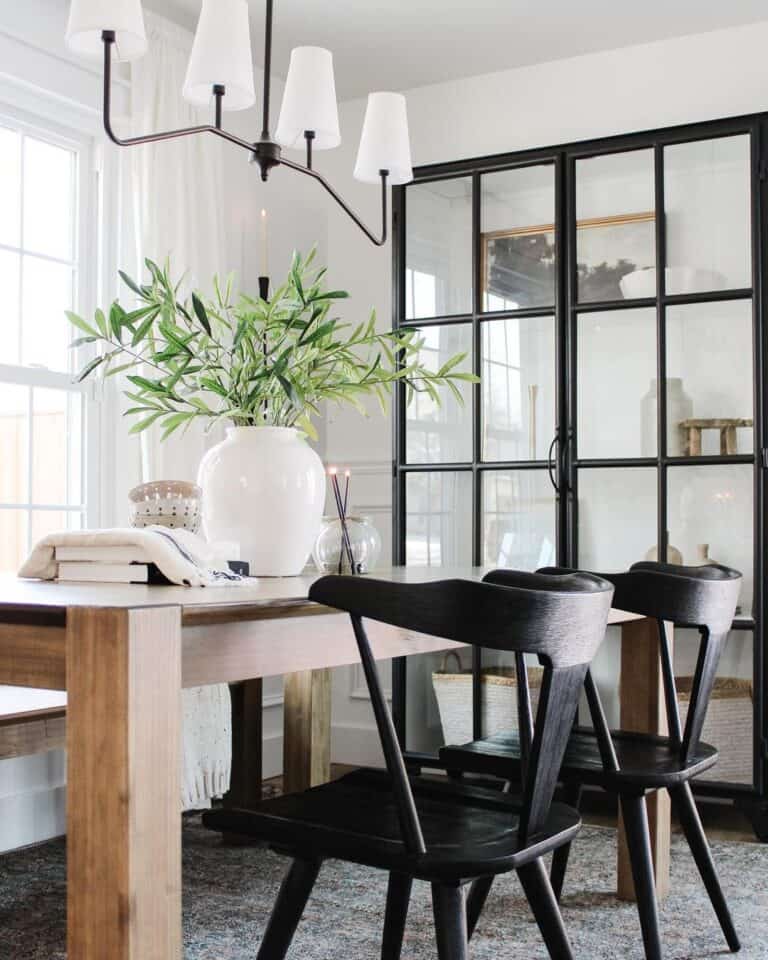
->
[310, 20, 768, 765]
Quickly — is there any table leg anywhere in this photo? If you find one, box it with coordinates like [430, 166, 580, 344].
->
[283, 668, 331, 793]
[66, 606, 182, 960]
[226, 679, 264, 807]
[617, 617, 672, 902]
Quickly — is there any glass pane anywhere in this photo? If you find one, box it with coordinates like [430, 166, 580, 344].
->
[576, 149, 655, 303]
[481, 316, 555, 461]
[668, 464, 753, 616]
[32, 389, 82, 505]
[0, 509, 27, 574]
[21, 255, 74, 370]
[405, 178, 472, 319]
[578, 467, 657, 570]
[0, 249, 21, 366]
[0, 383, 29, 504]
[23, 135, 75, 261]
[666, 300, 753, 457]
[405, 324, 472, 464]
[577, 308, 657, 458]
[482, 470, 556, 569]
[0, 125, 21, 247]
[481, 165, 555, 311]
[407, 649, 454, 753]
[30, 509, 81, 547]
[405, 472, 472, 565]
[674, 627, 753, 785]
[665, 135, 751, 294]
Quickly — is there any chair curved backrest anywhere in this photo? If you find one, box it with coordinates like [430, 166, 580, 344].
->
[309, 572, 614, 854]
[532, 561, 742, 767]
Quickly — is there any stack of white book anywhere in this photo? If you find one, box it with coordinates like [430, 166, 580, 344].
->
[54, 545, 172, 584]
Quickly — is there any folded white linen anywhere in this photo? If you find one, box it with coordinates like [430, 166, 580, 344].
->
[18, 526, 244, 587]
[18, 525, 243, 810]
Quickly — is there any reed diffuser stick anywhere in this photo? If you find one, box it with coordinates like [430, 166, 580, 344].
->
[329, 469, 356, 573]
[334, 475, 356, 573]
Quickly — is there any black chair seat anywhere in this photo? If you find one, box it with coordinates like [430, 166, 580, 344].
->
[203, 767, 581, 882]
[441, 727, 718, 791]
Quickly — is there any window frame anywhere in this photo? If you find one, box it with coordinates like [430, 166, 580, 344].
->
[0, 102, 101, 564]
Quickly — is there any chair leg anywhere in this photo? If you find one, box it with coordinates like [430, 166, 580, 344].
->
[550, 782, 582, 901]
[466, 875, 494, 939]
[619, 793, 663, 960]
[432, 882, 468, 960]
[256, 857, 322, 960]
[517, 858, 574, 960]
[381, 872, 413, 960]
[670, 782, 740, 952]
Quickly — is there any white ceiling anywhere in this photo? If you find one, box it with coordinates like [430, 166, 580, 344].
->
[147, 0, 768, 100]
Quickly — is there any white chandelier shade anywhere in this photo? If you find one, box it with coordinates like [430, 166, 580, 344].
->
[276, 47, 341, 151]
[63, 0, 413, 245]
[183, 0, 256, 112]
[65, 0, 147, 62]
[354, 92, 413, 185]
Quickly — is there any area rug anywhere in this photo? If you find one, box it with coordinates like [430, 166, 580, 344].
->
[1, 815, 766, 959]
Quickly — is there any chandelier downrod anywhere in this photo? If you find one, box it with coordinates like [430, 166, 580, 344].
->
[99, 0, 389, 246]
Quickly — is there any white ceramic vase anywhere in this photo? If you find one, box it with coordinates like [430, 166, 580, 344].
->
[197, 426, 326, 576]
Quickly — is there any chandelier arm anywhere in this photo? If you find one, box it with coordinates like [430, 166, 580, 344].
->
[281, 158, 390, 246]
[101, 32, 254, 152]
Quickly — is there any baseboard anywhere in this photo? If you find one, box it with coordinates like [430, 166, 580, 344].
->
[331, 723, 384, 767]
[0, 784, 66, 853]
[262, 730, 283, 780]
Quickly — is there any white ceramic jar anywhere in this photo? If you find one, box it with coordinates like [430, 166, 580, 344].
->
[197, 426, 326, 576]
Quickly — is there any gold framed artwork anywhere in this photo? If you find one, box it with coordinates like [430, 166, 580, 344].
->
[481, 210, 656, 309]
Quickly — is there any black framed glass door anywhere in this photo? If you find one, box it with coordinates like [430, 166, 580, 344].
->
[391, 113, 767, 835]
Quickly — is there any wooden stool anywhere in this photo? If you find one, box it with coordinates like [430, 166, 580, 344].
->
[679, 418, 752, 456]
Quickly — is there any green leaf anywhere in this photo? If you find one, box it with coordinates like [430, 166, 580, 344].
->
[127, 374, 169, 395]
[160, 412, 194, 440]
[94, 308, 108, 337]
[70, 335, 99, 348]
[311, 290, 349, 301]
[131, 309, 158, 346]
[104, 360, 138, 378]
[436, 352, 467, 377]
[109, 303, 124, 343]
[191, 292, 212, 335]
[76, 354, 105, 381]
[119, 270, 144, 296]
[129, 411, 165, 434]
[277, 374, 300, 410]
[65, 311, 99, 337]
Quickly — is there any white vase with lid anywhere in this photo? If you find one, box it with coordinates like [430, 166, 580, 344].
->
[640, 378, 693, 457]
[197, 426, 326, 576]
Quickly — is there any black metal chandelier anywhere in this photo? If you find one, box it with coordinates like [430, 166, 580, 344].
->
[65, 0, 414, 246]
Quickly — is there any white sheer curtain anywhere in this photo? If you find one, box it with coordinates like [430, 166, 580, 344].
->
[123, 11, 233, 809]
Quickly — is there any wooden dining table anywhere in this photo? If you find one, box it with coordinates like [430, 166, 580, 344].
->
[0, 567, 670, 960]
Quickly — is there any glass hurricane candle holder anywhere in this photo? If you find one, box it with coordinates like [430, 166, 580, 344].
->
[312, 515, 381, 575]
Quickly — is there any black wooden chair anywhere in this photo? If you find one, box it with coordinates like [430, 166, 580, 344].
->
[203, 571, 613, 959]
[440, 561, 743, 960]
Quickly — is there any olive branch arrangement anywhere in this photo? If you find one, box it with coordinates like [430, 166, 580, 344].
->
[66, 250, 476, 441]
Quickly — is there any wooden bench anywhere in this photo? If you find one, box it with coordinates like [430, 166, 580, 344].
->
[0, 687, 67, 760]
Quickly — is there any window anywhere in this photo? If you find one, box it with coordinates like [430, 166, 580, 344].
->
[0, 110, 96, 573]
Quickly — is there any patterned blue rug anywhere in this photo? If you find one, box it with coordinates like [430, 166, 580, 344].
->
[1, 814, 766, 958]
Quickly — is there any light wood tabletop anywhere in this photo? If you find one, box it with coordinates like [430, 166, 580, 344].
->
[0, 568, 665, 960]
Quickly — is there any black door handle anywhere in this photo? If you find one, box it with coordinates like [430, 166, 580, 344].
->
[547, 432, 560, 495]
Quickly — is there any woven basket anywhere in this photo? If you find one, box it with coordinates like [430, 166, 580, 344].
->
[677, 676, 753, 784]
[432, 652, 543, 746]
